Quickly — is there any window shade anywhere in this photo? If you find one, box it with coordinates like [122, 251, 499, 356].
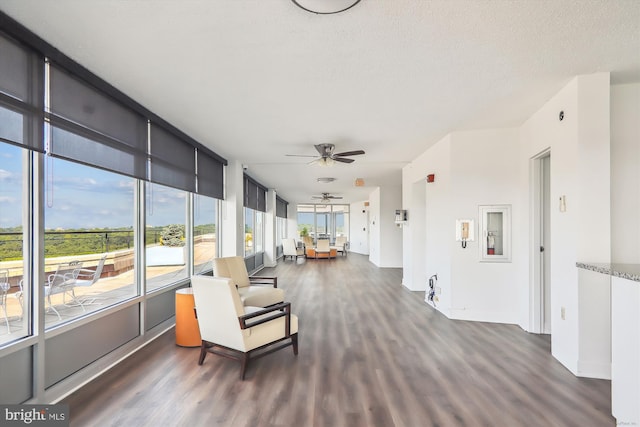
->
[243, 174, 267, 212]
[149, 124, 196, 192]
[0, 33, 44, 152]
[196, 150, 224, 199]
[48, 64, 147, 179]
[257, 187, 266, 212]
[276, 197, 288, 218]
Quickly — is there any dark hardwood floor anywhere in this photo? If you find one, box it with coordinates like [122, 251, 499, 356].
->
[63, 253, 614, 427]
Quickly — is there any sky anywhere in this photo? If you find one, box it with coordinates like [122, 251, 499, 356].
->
[0, 143, 214, 230]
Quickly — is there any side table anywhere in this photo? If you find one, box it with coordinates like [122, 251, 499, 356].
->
[175, 287, 201, 347]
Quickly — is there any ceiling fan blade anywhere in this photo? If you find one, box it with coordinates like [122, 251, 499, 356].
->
[285, 154, 319, 158]
[334, 150, 365, 157]
[333, 157, 355, 163]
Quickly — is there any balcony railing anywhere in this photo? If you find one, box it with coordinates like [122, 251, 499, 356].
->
[0, 229, 174, 261]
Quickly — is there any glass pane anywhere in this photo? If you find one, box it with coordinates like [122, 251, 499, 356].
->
[314, 205, 330, 241]
[334, 212, 345, 239]
[193, 195, 217, 275]
[297, 207, 314, 243]
[145, 183, 188, 291]
[486, 212, 503, 256]
[0, 143, 28, 345]
[316, 213, 329, 240]
[255, 211, 263, 253]
[43, 157, 137, 330]
[244, 208, 254, 256]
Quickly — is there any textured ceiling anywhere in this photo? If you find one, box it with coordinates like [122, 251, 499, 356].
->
[1, 0, 639, 204]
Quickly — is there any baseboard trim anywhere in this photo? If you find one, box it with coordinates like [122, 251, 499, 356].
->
[577, 360, 611, 380]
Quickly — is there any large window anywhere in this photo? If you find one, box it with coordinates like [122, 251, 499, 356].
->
[145, 183, 188, 291]
[315, 204, 332, 240]
[193, 194, 218, 275]
[297, 204, 350, 245]
[255, 209, 263, 254]
[244, 207, 254, 256]
[43, 157, 138, 329]
[276, 216, 286, 255]
[297, 204, 315, 243]
[243, 174, 266, 268]
[0, 25, 228, 404]
[0, 143, 27, 345]
[333, 204, 349, 239]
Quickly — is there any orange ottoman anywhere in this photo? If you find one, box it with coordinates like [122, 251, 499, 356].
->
[175, 288, 201, 347]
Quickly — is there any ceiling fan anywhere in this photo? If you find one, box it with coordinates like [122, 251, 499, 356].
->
[312, 192, 343, 202]
[287, 143, 365, 166]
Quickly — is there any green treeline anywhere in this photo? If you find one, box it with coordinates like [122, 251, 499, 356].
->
[0, 224, 215, 261]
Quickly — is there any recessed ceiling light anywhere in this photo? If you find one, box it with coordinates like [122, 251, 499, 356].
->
[317, 177, 336, 183]
[355, 178, 365, 187]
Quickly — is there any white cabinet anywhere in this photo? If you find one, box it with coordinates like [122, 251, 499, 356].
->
[478, 205, 511, 262]
[611, 276, 640, 425]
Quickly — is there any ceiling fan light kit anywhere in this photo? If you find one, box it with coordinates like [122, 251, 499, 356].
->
[317, 157, 335, 167]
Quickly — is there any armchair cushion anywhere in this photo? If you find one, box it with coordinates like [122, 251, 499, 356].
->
[213, 256, 283, 307]
[238, 286, 284, 308]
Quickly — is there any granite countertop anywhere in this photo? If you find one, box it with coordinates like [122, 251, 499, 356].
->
[576, 262, 640, 282]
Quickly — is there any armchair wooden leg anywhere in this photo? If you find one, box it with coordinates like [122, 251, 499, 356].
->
[292, 334, 299, 355]
[240, 353, 249, 380]
[198, 342, 207, 365]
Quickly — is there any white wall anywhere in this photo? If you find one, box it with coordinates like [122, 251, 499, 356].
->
[448, 129, 522, 324]
[402, 135, 452, 294]
[368, 188, 381, 265]
[404, 179, 426, 290]
[349, 201, 369, 255]
[403, 129, 522, 321]
[221, 160, 245, 257]
[520, 72, 611, 377]
[286, 203, 298, 242]
[264, 189, 277, 267]
[611, 83, 640, 263]
[377, 182, 403, 268]
[402, 73, 615, 380]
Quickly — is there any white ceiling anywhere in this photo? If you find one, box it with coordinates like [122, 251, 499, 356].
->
[1, 0, 639, 204]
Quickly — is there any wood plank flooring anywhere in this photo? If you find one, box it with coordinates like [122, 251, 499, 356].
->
[63, 253, 614, 427]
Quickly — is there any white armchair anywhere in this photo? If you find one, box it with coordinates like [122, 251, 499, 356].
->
[213, 256, 284, 307]
[282, 238, 304, 261]
[331, 236, 348, 256]
[191, 275, 298, 380]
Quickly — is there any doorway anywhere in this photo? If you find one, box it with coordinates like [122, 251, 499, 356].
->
[533, 151, 551, 334]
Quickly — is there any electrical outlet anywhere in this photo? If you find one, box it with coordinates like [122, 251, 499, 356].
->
[561, 307, 566, 320]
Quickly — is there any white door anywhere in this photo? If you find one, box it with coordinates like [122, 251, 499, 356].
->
[542, 154, 551, 334]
